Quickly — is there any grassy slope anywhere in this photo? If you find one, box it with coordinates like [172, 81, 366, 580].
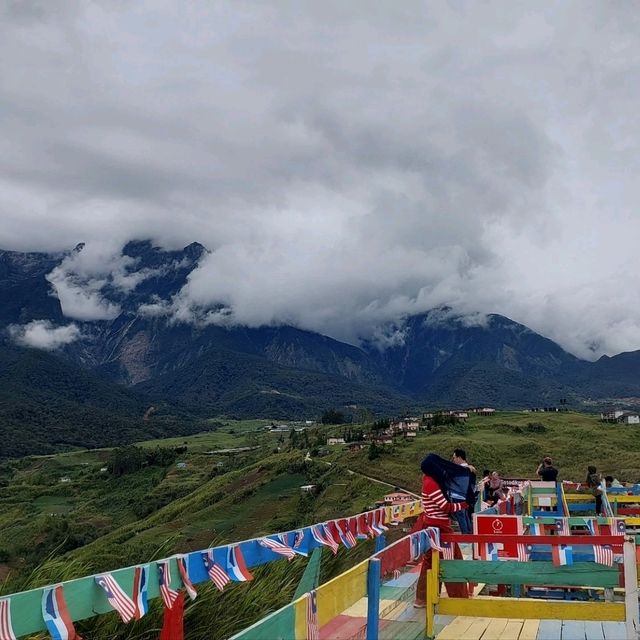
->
[343, 411, 640, 491]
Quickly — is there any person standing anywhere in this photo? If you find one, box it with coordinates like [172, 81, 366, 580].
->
[536, 456, 559, 482]
[586, 465, 603, 515]
[451, 448, 474, 534]
[414, 454, 470, 608]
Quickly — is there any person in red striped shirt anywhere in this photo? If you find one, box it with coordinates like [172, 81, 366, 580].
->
[414, 454, 471, 607]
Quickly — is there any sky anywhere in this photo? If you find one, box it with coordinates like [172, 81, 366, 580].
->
[1, 1, 640, 359]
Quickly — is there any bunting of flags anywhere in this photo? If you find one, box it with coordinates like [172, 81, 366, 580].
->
[306, 590, 319, 640]
[176, 554, 197, 601]
[95, 573, 136, 623]
[42, 585, 80, 640]
[158, 560, 180, 609]
[0, 598, 16, 640]
[5, 501, 425, 640]
[554, 518, 570, 536]
[259, 537, 297, 560]
[202, 550, 230, 592]
[132, 564, 149, 620]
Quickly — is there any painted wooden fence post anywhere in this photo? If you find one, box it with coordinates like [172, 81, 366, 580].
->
[425, 550, 440, 640]
[374, 534, 386, 553]
[623, 537, 639, 640]
[366, 558, 381, 640]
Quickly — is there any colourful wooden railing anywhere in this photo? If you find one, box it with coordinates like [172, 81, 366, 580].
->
[428, 532, 639, 640]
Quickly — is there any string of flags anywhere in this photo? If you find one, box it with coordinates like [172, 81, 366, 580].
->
[1, 502, 416, 640]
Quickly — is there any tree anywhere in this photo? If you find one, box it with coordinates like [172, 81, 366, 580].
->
[321, 409, 345, 425]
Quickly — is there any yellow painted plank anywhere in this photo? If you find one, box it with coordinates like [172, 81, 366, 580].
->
[293, 594, 307, 639]
[437, 597, 625, 622]
[481, 618, 509, 638]
[437, 616, 477, 639]
[518, 619, 540, 640]
[498, 619, 524, 640]
[316, 558, 368, 627]
[459, 617, 492, 640]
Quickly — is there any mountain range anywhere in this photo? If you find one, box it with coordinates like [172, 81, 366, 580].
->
[2, 240, 640, 456]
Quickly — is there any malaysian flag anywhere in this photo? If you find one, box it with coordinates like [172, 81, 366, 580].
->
[157, 560, 179, 609]
[41, 585, 80, 640]
[593, 544, 614, 567]
[202, 550, 230, 591]
[259, 536, 297, 560]
[293, 529, 308, 555]
[528, 521, 542, 537]
[377, 507, 389, 531]
[611, 519, 626, 536]
[410, 532, 421, 561]
[424, 527, 443, 552]
[355, 515, 370, 540]
[336, 519, 357, 549]
[369, 510, 385, 536]
[306, 590, 319, 640]
[0, 598, 16, 640]
[517, 543, 530, 563]
[95, 573, 136, 623]
[554, 518, 570, 536]
[442, 542, 456, 560]
[176, 554, 197, 601]
[310, 524, 339, 554]
[132, 565, 149, 620]
[552, 543, 574, 566]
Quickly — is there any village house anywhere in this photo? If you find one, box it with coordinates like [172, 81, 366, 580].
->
[383, 492, 413, 505]
[327, 437, 346, 445]
[601, 410, 640, 425]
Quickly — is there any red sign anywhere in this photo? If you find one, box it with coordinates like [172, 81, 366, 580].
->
[474, 515, 523, 559]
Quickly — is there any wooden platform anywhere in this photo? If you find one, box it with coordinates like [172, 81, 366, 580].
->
[435, 616, 627, 639]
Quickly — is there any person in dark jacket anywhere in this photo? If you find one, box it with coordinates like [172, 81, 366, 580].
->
[536, 456, 559, 482]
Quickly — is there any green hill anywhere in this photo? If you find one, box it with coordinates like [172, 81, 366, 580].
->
[0, 343, 204, 458]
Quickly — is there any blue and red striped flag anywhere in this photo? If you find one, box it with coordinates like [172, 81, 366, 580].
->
[226, 545, 254, 582]
[132, 565, 149, 620]
[202, 550, 230, 592]
[158, 560, 180, 609]
[259, 536, 297, 560]
[0, 598, 16, 640]
[306, 590, 319, 640]
[176, 554, 197, 601]
[42, 585, 81, 640]
[95, 573, 136, 623]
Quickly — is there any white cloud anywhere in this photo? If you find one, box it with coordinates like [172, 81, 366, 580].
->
[8, 320, 81, 350]
[0, 3, 639, 358]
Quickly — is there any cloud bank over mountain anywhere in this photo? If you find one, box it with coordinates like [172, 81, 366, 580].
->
[1, 2, 640, 359]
